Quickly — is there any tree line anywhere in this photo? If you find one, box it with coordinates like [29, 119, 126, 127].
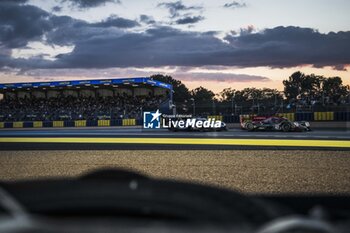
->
[152, 72, 350, 115]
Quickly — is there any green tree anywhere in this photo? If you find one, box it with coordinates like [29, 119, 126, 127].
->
[322, 77, 350, 104]
[283, 71, 305, 100]
[151, 74, 191, 103]
[190, 86, 215, 114]
[218, 87, 236, 101]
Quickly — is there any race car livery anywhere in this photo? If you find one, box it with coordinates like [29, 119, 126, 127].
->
[241, 116, 311, 132]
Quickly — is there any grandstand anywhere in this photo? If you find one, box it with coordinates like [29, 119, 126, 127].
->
[0, 77, 173, 127]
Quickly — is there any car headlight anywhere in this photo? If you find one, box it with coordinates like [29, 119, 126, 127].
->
[305, 122, 310, 127]
[294, 122, 299, 127]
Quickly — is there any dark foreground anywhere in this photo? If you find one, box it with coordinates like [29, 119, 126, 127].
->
[1, 150, 349, 194]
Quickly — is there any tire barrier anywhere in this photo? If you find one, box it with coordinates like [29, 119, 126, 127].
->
[33, 121, 43, 128]
[53, 121, 64, 127]
[207, 115, 223, 121]
[13, 122, 23, 128]
[74, 120, 87, 127]
[98, 120, 110, 127]
[122, 119, 136, 126]
[314, 112, 334, 121]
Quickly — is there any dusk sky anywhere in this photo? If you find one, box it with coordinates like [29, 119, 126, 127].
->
[1, 0, 350, 93]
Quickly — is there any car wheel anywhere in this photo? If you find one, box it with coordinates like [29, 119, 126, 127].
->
[245, 123, 254, 131]
[281, 123, 291, 132]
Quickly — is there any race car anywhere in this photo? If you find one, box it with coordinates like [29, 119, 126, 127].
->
[242, 116, 311, 132]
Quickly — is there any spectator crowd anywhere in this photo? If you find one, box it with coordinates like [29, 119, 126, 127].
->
[0, 93, 166, 121]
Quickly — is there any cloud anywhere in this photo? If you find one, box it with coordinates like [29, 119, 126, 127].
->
[0, 1, 349, 72]
[0, 2, 53, 48]
[59, 0, 121, 9]
[224, 26, 350, 70]
[46, 15, 136, 46]
[176, 72, 270, 83]
[51, 6, 63, 12]
[224, 1, 247, 9]
[139, 15, 156, 25]
[92, 15, 140, 28]
[175, 16, 204, 25]
[2, 0, 28, 4]
[158, 1, 202, 18]
[49, 26, 350, 71]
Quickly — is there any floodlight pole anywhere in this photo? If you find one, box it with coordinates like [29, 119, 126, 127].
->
[190, 98, 195, 116]
[231, 97, 234, 115]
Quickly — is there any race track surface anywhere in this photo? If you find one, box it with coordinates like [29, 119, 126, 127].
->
[0, 127, 349, 194]
[0, 127, 349, 150]
[0, 127, 349, 139]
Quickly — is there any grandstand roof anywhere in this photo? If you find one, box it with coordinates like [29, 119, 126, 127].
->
[0, 77, 172, 92]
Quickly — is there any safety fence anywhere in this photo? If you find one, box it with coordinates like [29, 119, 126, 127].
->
[0, 119, 141, 128]
[0, 112, 349, 128]
[220, 111, 350, 123]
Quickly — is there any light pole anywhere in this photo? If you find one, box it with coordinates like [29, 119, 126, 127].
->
[231, 93, 235, 115]
[190, 98, 195, 116]
[280, 91, 284, 112]
[274, 93, 277, 110]
[212, 99, 215, 115]
[231, 97, 234, 115]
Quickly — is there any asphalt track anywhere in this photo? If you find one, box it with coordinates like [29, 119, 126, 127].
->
[1, 127, 349, 193]
[0, 127, 349, 150]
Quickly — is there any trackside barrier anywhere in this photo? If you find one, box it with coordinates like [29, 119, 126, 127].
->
[53, 121, 64, 127]
[122, 119, 136, 126]
[43, 121, 53, 127]
[74, 120, 86, 127]
[334, 112, 350, 121]
[111, 119, 122, 126]
[136, 119, 143, 125]
[207, 115, 223, 121]
[86, 120, 97, 127]
[33, 121, 43, 128]
[295, 112, 313, 121]
[4, 122, 12, 128]
[23, 122, 31, 128]
[222, 115, 240, 123]
[98, 120, 110, 127]
[314, 112, 334, 121]
[277, 113, 295, 121]
[64, 121, 74, 127]
[13, 122, 23, 128]
[1, 112, 347, 129]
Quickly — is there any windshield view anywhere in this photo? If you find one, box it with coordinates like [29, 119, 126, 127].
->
[0, 0, 349, 232]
